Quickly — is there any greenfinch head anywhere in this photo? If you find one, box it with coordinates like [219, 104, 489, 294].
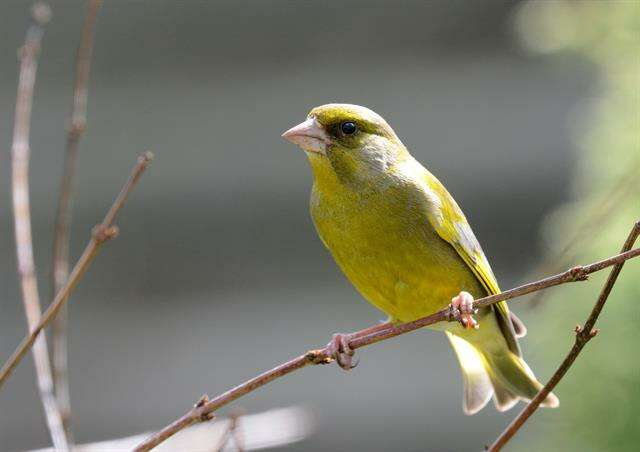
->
[283, 104, 408, 183]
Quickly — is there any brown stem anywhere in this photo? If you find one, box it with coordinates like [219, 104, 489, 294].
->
[0, 152, 153, 393]
[487, 221, 640, 451]
[50, 0, 102, 439]
[134, 221, 640, 452]
[9, 4, 70, 451]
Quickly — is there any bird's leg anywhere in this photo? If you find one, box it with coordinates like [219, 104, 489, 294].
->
[448, 291, 479, 329]
[327, 333, 358, 371]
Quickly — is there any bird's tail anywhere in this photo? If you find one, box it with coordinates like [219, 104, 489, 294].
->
[446, 332, 559, 414]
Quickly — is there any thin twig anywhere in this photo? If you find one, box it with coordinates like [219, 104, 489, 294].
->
[51, 0, 102, 438]
[134, 223, 640, 452]
[487, 221, 640, 451]
[0, 152, 154, 391]
[10, 4, 69, 451]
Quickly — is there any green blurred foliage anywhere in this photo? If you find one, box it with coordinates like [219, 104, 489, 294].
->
[514, 1, 640, 451]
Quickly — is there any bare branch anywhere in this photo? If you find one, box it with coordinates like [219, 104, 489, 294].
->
[134, 222, 640, 452]
[9, 3, 70, 451]
[487, 220, 640, 451]
[50, 0, 103, 438]
[0, 152, 154, 392]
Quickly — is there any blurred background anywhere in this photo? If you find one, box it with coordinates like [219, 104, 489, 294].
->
[0, 0, 637, 451]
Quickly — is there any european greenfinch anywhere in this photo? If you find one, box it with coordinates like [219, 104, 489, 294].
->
[282, 104, 558, 414]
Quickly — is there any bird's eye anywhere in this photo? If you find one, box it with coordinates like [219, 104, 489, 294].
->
[340, 121, 357, 135]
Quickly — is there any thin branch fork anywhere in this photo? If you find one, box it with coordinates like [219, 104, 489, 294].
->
[134, 222, 640, 452]
[0, 152, 154, 392]
[10, 3, 70, 451]
[487, 221, 640, 451]
[51, 0, 103, 438]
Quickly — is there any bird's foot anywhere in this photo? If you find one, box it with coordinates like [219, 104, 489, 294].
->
[448, 291, 479, 329]
[327, 333, 358, 371]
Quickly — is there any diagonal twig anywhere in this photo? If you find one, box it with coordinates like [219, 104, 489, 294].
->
[50, 0, 103, 439]
[134, 221, 640, 451]
[9, 3, 70, 451]
[487, 220, 640, 451]
[0, 152, 154, 392]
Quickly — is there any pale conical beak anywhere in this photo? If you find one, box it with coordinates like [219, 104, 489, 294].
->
[281, 117, 330, 155]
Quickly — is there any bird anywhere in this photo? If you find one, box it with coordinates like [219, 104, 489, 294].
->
[282, 103, 558, 414]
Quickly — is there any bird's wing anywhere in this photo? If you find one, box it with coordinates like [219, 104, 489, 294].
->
[421, 171, 521, 356]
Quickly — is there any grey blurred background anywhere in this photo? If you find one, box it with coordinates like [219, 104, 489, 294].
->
[0, 0, 596, 450]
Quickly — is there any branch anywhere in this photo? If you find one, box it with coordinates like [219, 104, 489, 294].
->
[9, 3, 70, 451]
[487, 220, 640, 451]
[0, 152, 153, 392]
[50, 0, 102, 438]
[134, 222, 640, 451]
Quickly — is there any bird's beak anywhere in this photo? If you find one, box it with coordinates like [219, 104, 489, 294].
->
[282, 117, 330, 155]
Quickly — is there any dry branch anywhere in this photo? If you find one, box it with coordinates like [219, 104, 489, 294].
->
[50, 0, 103, 438]
[9, 3, 70, 451]
[0, 152, 153, 391]
[134, 222, 640, 451]
[487, 221, 640, 451]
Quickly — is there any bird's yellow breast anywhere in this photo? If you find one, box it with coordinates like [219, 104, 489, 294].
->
[309, 156, 484, 323]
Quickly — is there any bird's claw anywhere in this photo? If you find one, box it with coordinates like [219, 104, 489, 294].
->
[448, 291, 479, 329]
[328, 333, 358, 371]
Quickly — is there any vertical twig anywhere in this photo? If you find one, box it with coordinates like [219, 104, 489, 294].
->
[51, 0, 102, 439]
[10, 3, 70, 451]
[487, 221, 640, 451]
